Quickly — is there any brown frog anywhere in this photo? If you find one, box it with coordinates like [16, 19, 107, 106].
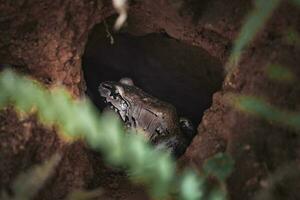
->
[98, 78, 196, 157]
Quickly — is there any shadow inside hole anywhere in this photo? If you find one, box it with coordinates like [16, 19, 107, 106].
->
[82, 23, 224, 126]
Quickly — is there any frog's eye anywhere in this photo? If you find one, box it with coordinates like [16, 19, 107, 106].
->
[119, 77, 134, 86]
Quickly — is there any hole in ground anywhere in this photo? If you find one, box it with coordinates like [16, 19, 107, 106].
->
[82, 23, 224, 128]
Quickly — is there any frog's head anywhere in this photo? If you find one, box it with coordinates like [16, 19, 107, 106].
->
[99, 78, 197, 158]
[98, 78, 138, 122]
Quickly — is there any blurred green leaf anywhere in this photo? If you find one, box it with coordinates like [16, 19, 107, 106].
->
[227, 0, 280, 71]
[203, 153, 234, 181]
[207, 189, 226, 200]
[150, 153, 175, 198]
[233, 95, 300, 131]
[2, 154, 61, 200]
[234, 95, 281, 120]
[265, 64, 295, 82]
[292, 0, 300, 6]
[125, 134, 150, 174]
[284, 28, 300, 46]
[66, 188, 103, 200]
[180, 171, 204, 200]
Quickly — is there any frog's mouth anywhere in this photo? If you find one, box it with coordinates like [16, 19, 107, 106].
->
[98, 82, 130, 122]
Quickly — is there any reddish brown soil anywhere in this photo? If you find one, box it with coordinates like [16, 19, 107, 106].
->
[0, 0, 300, 199]
[183, 3, 300, 200]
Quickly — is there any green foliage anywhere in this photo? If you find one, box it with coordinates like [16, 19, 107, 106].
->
[180, 171, 205, 200]
[66, 188, 103, 200]
[203, 153, 234, 182]
[233, 95, 300, 131]
[1, 154, 61, 200]
[206, 189, 226, 200]
[284, 28, 300, 46]
[0, 69, 233, 200]
[292, 0, 300, 6]
[227, 0, 281, 71]
[265, 64, 295, 82]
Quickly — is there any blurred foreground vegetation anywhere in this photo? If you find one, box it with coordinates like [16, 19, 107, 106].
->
[1, 0, 300, 199]
[0, 70, 233, 199]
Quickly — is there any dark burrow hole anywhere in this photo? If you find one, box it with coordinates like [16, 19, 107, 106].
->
[82, 22, 224, 136]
